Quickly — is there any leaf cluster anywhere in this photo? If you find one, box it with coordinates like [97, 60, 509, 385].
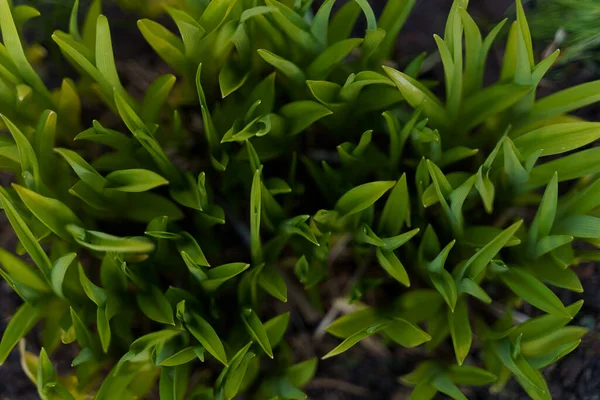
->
[0, 0, 598, 399]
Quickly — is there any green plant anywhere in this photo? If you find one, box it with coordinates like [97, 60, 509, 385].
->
[0, 0, 598, 399]
[529, 0, 600, 64]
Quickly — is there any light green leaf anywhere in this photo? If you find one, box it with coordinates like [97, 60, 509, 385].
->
[335, 181, 395, 216]
[0, 247, 48, 293]
[529, 147, 600, 187]
[457, 220, 523, 280]
[375, 247, 410, 287]
[138, 19, 186, 73]
[501, 267, 570, 317]
[1, 115, 40, 190]
[448, 297, 471, 365]
[529, 80, 600, 121]
[95, 15, 122, 91]
[0, 302, 42, 365]
[378, 174, 409, 236]
[50, 253, 77, 299]
[137, 286, 175, 325]
[322, 322, 388, 359]
[242, 308, 273, 358]
[279, 101, 332, 136]
[555, 215, 600, 239]
[0, 0, 51, 103]
[67, 225, 155, 253]
[515, 122, 600, 158]
[203, 262, 250, 292]
[141, 74, 176, 123]
[186, 312, 227, 366]
[383, 66, 449, 128]
[55, 148, 106, 191]
[258, 264, 287, 302]
[13, 184, 83, 241]
[306, 38, 363, 80]
[0, 189, 51, 276]
[105, 169, 169, 192]
[383, 318, 431, 348]
[250, 169, 262, 264]
[264, 312, 290, 348]
[459, 84, 531, 132]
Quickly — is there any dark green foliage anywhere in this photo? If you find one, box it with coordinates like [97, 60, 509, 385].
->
[0, 0, 597, 399]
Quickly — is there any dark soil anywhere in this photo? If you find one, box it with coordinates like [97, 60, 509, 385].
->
[2, 1, 599, 399]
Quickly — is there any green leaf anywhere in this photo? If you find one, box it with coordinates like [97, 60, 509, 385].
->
[493, 339, 550, 399]
[383, 66, 449, 128]
[511, 300, 582, 341]
[335, 181, 395, 216]
[0, 0, 51, 103]
[50, 253, 77, 299]
[186, 312, 227, 366]
[137, 19, 186, 73]
[559, 179, 600, 217]
[529, 147, 600, 187]
[514, 122, 600, 158]
[376, 247, 410, 287]
[328, 1, 360, 43]
[130, 329, 181, 354]
[457, 220, 523, 280]
[0, 247, 49, 293]
[322, 322, 388, 359]
[326, 308, 381, 338]
[258, 264, 287, 302]
[310, 0, 335, 47]
[378, 174, 409, 236]
[555, 215, 600, 239]
[375, 0, 416, 60]
[447, 364, 497, 386]
[383, 318, 431, 347]
[0, 302, 42, 365]
[67, 225, 155, 253]
[203, 262, 250, 292]
[529, 172, 558, 244]
[137, 286, 175, 325]
[459, 278, 492, 304]
[448, 297, 471, 365]
[242, 308, 273, 358]
[501, 267, 570, 317]
[216, 342, 254, 400]
[141, 74, 176, 123]
[0, 189, 51, 276]
[13, 184, 83, 241]
[97, 307, 111, 353]
[279, 101, 332, 136]
[306, 38, 363, 80]
[166, 7, 205, 57]
[257, 49, 305, 86]
[78, 263, 106, 307]
[95, 15, 122, 91]
[159, 346, 200, 367]
[529, 80, 600, 121]
[250, 169, 262, 264]
[105, 169, 169, 192]
[520, 327, 587, 358]
[264, 312, 290, 348]
[381, 228, 420, 252]
[55, 148, 106, 191]
[430, 270, 457, 311]
[1, 115, 40, 190]
[285, 358, 318, 389]
[459, 84, 531, 132]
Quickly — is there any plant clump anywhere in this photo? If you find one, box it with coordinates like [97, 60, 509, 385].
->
[0, 0, 598, 399]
